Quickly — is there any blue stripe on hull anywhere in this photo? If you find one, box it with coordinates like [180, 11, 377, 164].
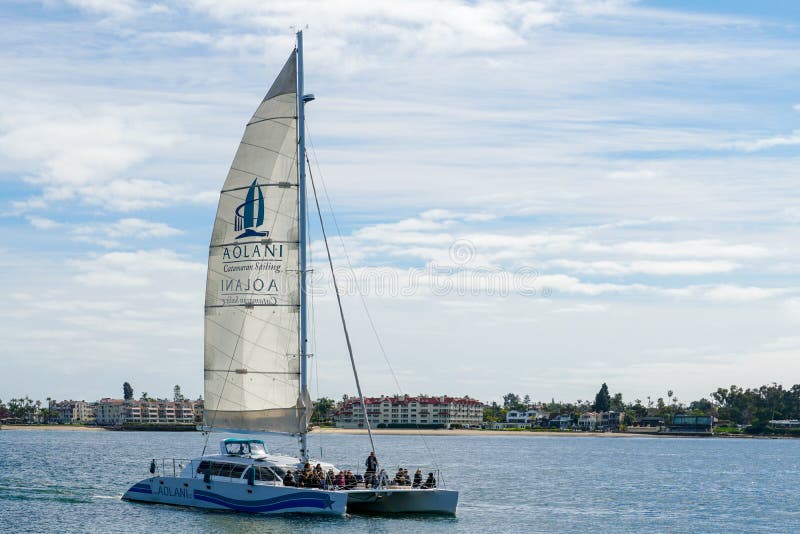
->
[128, 485, 152, 495]
[193, 489, 336, 513]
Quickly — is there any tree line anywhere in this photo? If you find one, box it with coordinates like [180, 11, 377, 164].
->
[483, 382, 800, 432]
[0, 383, 196, 424]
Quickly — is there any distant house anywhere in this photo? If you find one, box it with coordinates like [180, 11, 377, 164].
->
[578, 412, 598, 431]
[578, 411, 622, 431]
[768, 419, 800, 428]
[637, 416, 664, 428]
[548, 414, 573, 430]
[599, 411, 623, 430]
[667, 414, 713, 434]
[506, 409, 547, 427]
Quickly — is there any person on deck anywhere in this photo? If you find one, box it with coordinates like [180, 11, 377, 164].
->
[423, 472, 436, 488]
[364, 451, 378, 488]
[283, 470, 296, 487]
[325, 469, 335, 489]
[344, 470, 357, 489]
[412, 468, 423, 488]
[374, 468, 389, 489]
[334, 471, 346, 488]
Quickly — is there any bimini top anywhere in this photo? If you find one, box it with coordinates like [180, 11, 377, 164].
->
[220, 438, 268, 459]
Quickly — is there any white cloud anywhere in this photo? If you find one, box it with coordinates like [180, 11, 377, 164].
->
[664, 284, 787, 302]
[65, 0, 172, 20]
[72, 218, 183, 246]
[26, 216, 61, 230]
[0, 101, 180, 210]
[731, 129, 800, 152]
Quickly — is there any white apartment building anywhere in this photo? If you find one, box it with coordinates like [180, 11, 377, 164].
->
[333, 395, 483, 429]
[95, 398, 202, 426]
[52, 400, 96, 424]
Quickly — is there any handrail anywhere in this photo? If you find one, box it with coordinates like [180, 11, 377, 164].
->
[145, 458, 442, 490]
[147, 458, 281, 485]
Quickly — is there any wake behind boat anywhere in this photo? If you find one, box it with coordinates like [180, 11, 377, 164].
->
[123, 31, 458, 517]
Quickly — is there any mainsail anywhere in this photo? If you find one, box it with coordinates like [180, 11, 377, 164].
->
[204, 52, 310, 434]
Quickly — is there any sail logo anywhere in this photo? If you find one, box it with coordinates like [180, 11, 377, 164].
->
[234, 178, 269, 239]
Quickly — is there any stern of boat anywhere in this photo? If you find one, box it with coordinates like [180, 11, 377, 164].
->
[345, 488, 458, 515]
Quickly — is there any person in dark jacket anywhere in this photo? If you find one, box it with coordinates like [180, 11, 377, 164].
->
[283, 470, 296, 487]
[423, 472, 436, 488]
[364, 451, 378, 488]
[412, 468, 423, 488]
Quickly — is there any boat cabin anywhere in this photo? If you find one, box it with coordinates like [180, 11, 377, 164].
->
[220, 438, 268, 459]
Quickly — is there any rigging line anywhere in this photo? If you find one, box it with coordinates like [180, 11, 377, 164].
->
[308, 211, 324, 458]
[306, 154, 376, 455]
[305, 126, 441, 473]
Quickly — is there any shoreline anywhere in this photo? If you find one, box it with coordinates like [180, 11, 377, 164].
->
[1, 424, 107, 431]
[1, 424, 784, 439]
[314, 428, 698, 438]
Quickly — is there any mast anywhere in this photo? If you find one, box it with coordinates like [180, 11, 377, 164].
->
[297, 29, 309, 462]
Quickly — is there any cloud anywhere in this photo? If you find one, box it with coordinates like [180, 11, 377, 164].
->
[72, 218, 183, 247]
[731, 129, 800, 152]
[71, 249, 204, 289]
[546, 259, 740, 276]
[663, 284, 787, 302]
[0, 101, 180, 210]
[65, 0, 172, 21]
[26, 216, 61, 230]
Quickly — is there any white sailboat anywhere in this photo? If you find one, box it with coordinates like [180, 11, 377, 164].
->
[123, 31, 458, 516]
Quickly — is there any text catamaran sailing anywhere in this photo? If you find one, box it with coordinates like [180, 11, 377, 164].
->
[123, 31, 459, 516]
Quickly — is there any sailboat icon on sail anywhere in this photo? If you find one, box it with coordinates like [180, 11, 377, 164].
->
[234, 179, 268, 239]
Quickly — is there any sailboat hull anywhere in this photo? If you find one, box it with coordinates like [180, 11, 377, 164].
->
[345, 488, 458, 515]
[123, 476, 347, 516]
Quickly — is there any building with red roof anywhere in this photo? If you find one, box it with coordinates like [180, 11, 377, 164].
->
[333, 394, 483, 429]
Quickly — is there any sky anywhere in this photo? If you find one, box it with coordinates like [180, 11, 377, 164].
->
[1, 0, 799, 406]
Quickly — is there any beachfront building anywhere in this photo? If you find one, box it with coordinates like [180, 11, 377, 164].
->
[548, 414, 573, 430]
[599, 411, 623, 430]
[506, 409, 548, 426]
[578, 412, 598, 431]
[333, 395, 484, 429]
[95, 398, 125, 425]
[95, 398, 203, 426]
[51, 400, 96, 424]
[666, 414, 713, 434]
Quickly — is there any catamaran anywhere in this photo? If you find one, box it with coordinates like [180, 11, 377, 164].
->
[123, 31, 458, 516]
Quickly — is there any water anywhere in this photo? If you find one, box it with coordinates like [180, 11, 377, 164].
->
[0, 430, 798, 533]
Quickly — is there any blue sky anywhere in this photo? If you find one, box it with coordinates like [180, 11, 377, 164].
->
[1, 0, 799, 406]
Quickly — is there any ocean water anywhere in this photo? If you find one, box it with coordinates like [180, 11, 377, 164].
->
[0, 429, 798, 533]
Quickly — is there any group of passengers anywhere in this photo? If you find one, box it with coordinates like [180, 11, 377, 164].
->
[282, 462, 361, 490]
[363, 452, 436, 489]
[395, 467, 436, 489]
[281, 452, 437, 490]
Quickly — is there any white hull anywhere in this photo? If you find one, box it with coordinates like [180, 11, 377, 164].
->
[123, 476, 347, 516]
[346, 488, 458, 515]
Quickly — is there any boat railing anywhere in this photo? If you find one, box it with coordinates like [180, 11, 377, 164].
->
[148, 458, 204, 478]
[147, 458, 281, 485]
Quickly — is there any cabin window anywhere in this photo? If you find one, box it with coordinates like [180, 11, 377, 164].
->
[254, 466, 277, 481]
[197, 462, 246, 479]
